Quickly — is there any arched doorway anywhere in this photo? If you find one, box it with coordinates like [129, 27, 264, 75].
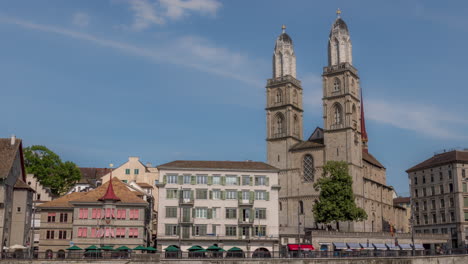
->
[252, 247, 271, 258]
[57, 250, 65, 259]
[45, 249, 53, 259]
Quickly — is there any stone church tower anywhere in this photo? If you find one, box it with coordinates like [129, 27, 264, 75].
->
[266, 12, 408, 243]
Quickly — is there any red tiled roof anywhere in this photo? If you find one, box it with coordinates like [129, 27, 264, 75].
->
[136, 182, 153, 189]
[362, 151, 385, 169]
[38, 192, 86, 208]
[72, 178, 147, 204]
[407, 150, 468, 172]
[99, 177, 120, 201]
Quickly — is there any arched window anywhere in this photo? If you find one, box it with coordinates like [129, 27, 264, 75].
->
[292, 90, 298, 104]
[303, 154, 315, 182]
[274, 113, 285, 137]
[333, 78, 341, 92]
[276, 89, 283, 103]
[333, 104, 343, 125]
[299, 200, 304, 214]
[293, 115, 299, 136]
[352, 104, 357, 129]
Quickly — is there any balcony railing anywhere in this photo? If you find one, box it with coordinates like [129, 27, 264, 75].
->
[179, 198, 194, 206]
[238, 199, 254, 206]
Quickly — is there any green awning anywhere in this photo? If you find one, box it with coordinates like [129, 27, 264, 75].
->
[116, 246, 131, 251]
[228, 247, 243, 252]
[100, 246, 114, 250]
[187, 245, 204, 251]
[207, 245, 222, 251]
[85, 245, 99, 250]
[145, 247, 157, 251]
[193, 249, 207, 252]
[67, 245, 82, 250]
[86, 250, 101, 253]
[164, 245, 180, 252]
[133, 245, 146, 250]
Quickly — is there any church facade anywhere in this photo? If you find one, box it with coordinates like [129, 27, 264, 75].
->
[265, 14, 407, 242]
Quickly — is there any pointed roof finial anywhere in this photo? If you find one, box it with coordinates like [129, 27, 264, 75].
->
[282, 24, 286, 33]
[336, 8, 341, 18]
[99, 163, 120, 201]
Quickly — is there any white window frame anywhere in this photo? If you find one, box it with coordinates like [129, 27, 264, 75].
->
[167, 175, 178, 184]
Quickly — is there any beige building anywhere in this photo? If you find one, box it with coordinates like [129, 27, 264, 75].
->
[393, 197, 411, 233]
[407, 150, 468, 248]
[38, 177, 150, 257]
[156, 161, 280, 255]
[0, 136, 34, 256]
[266, 13, 407, 245]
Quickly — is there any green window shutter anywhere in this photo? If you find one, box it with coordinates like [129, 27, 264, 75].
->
[238, 191, 242, 201]
[209, 191, 213, 199]
[208, 176, 213, 185]
[250, 191, 254, 203]
[165, 225, 170, 235]
[237, 177, 240, 186]
[266, 177, 269, 186]
[238, 208, 242, 221]
[250, 177, 253, 186]
[192, 208, 196, 218]
[249, 209, 254, 222]
[464, 197, 468, 207]
[207, 209, 212, 219]
[178, 175, 183, 185]
[176, 226, 180, 235]
[192, 226, 195, 236]
[190, 190, 194, 200]
[221, 176, 226, 186]
[463, 183, 467, 192]
[191, 176, 196, 185]
[163, 175, 167, 184]
[265, 192, 270, 201]
[221, 191, 226, 200]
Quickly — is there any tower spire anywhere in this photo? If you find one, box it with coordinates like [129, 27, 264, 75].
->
[99, 164, 120, 201]
[361, 90, 369, 153]
[336, 8, 341, 18]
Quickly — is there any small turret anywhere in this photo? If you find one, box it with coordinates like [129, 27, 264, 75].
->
[328, 9, 353, 66]
[273, 25, 297, 78]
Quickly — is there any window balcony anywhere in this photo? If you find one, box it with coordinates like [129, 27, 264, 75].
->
[179, 198, 194, 206]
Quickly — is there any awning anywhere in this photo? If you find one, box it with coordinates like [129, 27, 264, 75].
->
[333, 242, 347, 250]
[359, 243, 373, 250]
[413, 244, 424, 250]
[372, 243, 387, 250]
[398, 244, 412, 250]
[386, 243, 398, 250]
[347, 243, 361, 250]
[287, 244, 314, 251]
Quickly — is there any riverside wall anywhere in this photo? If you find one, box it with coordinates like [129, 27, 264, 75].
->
[1, 255, 468, 264]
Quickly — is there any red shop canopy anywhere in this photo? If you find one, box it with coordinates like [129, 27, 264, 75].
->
[287, 244, 315, 251]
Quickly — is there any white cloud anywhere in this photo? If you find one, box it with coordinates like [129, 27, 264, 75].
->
[72, 12, 90, 27]
[127, 0, 164, 30]
[0, 16, 262, 87]
[160, 0, 220, 20]
[366, 98, 468, 140]
[125, 0, 221, 30]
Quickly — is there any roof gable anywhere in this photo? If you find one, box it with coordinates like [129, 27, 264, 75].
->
[0, 138, 24, 180]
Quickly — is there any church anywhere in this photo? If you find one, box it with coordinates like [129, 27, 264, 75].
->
[265, 11, 407, 242]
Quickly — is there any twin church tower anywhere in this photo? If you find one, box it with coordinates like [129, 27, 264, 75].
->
[265, 12, 406, 237]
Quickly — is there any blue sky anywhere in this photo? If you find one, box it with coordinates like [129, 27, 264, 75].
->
[1, 0, 468, 196]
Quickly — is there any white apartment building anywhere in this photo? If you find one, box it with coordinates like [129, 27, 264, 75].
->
[156, 160, 280, 256]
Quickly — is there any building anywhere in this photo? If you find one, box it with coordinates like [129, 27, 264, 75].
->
[393, 197, 411, 233]
[37, 177, 150, 257]
[0, 136, 34, 256]
[407, 149, 468, 248]
[67, 167, 112, 194]
[156, 160, 280, 255]
[266, 12, 407, 244]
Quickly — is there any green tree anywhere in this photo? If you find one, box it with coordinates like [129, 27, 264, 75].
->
[312, 161, 367, 230]
[24, 145, 81, 196]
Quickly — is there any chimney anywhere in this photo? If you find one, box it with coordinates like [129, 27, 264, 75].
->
[10, 134, 16, 146]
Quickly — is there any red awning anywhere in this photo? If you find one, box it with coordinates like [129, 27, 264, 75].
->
[287, 244, 315, 251]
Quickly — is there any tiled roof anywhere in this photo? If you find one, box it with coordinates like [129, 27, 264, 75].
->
[406, 150, 468, 173]
[38, 192, 86, 208]
[78, 167, 112, 184]
[157, 160, 278, 171]
[136, 182, 153, 189]
[393, 197, 410, 205]
[72, 178, 147, 204]
[0, 138, 22, 179]
[362, 151, 385, 169]
[290, 141, 324, 151]
[14, 179, 35, 191]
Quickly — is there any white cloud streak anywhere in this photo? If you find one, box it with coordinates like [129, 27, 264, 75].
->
[0, 16, 262, 87]
[126, 0, 221, 30]
[72, 12, 90, 27]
